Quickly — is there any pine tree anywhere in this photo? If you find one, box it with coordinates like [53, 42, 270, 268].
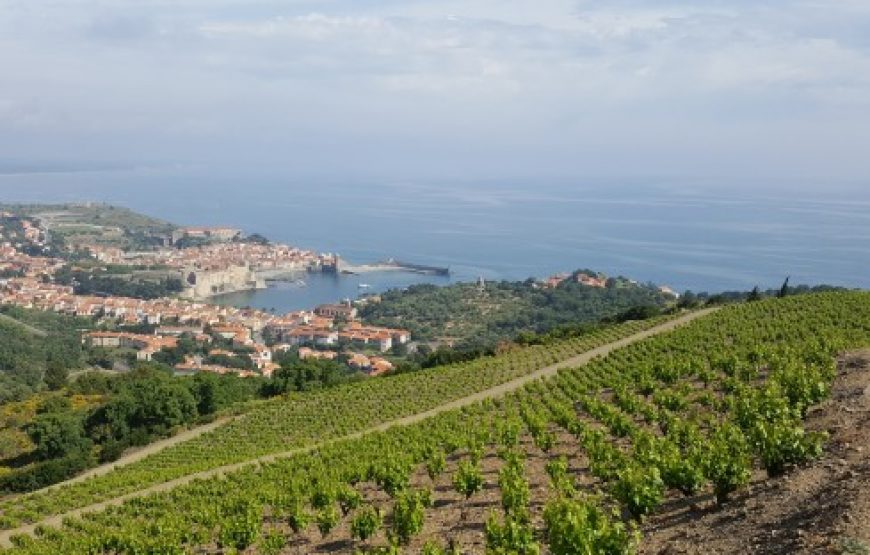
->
[778, 276, 791, 298]
[747, 286, 761, 302]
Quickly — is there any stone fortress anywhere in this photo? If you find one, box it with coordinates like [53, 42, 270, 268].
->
[180, 264, 266, 301]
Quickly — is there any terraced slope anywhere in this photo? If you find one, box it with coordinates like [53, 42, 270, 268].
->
[0, 314, 680, 532]
[1, 292, 868, 554]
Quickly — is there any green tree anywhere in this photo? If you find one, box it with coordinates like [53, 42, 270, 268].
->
[778, 276, 791, 298]
[27, 412, 91, 460]
[189, 372, 227, 415]
[43, 361, 69, 391]
[747, 286, 762, 302]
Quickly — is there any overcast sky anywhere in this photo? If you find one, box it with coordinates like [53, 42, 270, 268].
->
[1, 0, 869, 181]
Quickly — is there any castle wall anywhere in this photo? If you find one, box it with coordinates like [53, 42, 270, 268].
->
[181, 265, 265, 300]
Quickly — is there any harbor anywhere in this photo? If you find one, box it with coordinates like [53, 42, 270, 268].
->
[211, 264, 453, 313]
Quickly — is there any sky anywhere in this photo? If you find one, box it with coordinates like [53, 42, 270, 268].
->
[1, 0, 870, 181]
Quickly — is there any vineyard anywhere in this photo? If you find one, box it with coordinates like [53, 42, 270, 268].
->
[2, 291, 869, 553]
[0, 315, 675, 532]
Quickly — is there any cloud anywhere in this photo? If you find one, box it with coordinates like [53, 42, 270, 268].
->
[0, 0, 868, 179]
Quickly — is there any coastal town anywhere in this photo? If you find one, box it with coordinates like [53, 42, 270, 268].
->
[0, 208, 411, 379]
[0, 205, 678, 382]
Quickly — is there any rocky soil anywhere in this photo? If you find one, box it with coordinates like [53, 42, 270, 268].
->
[640, 350, 870, 555]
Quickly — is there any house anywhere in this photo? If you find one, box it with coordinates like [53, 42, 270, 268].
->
[347, 353, 371, 370]
[251, 344, 273, 368]
[658, 285, 679, 298]
[373, 332, 393, 352]
[261, 362, 280, 378]
[339, 322, 408, 352]
[286, 326, 339, 347]
[298, 347, 338, 361]
[175, 227, 242, 243]
[156, 326, 204, 337]
[391, 329, 411, 344]
[368, 356, 394, 376]
[173, 356, 258, 378]
[210, 324, 250, 343]
[137, 347, 159, 361]
[314, 301, 357, 321]
[543, 273, 570, 289]
[84, 331, 178, 360]
[576, 273, 607, 288]
[85, 332, 122, 348]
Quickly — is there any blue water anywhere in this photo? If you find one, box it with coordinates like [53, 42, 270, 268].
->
[3, 169, 868, 312]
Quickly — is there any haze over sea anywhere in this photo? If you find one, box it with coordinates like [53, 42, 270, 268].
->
[3, 169, 868, 313]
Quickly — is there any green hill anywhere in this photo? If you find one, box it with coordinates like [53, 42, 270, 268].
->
[0, 306, 91, 404]
[0, 203, 176, 251]
[360, 273, 671, 348]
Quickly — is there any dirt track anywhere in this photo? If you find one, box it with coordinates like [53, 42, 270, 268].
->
[0, 313, 47, 337]
[0, 308, 715, 548]
[27, 417, 235, 496]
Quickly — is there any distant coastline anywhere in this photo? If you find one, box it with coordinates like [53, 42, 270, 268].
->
[4, 179, 868, 293]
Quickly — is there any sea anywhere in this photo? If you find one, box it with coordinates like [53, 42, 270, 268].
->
[2, 168, 868, 313]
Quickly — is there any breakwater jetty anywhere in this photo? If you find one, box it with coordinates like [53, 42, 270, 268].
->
[379, 258, 450, 276]
[324, 256, 449, 276]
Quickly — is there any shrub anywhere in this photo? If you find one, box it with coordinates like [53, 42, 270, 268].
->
[425, 449, 446, 481]
[217, 501, 261, 551]
[706, 422, 752, 504]
[285, 499, 311, 534]
[485, 513, 540, 554]
[611, 464, 665, 520]
[351, 505, 383, 543]
[338, 485, 363, 515]
[259, 528, 286, 555]
[751, 419, 826, 476]
[453, 460, 484, 500]
[316, 506, 340, 537]
[544, 497, 636, 555]
[390, 489, 431, 545]
[499, 462, 531, 521]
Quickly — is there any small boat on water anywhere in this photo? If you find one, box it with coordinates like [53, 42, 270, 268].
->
[358, 283, 371, 289]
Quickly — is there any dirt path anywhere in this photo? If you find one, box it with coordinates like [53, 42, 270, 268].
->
[26, 417, 235, 497]
[640, 349, 870, 555]
[0, 309, 715, 547]
[0, 313, 47, 337]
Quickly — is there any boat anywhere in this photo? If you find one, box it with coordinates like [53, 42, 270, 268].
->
[358, 283, 371, 289]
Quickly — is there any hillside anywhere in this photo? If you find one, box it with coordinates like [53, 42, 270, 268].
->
[640, 348, 870, 554]
[0, 306, 90, 404]
[0, 203, 176, 251]
[360, 274, 671, 348]
[0, 315, 675, 530]
[0, 291, 867, 553]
